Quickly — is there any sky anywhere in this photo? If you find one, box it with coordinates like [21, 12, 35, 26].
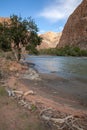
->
[0, 0, 82, 34]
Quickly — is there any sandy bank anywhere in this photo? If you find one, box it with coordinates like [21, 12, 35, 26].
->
[7, 62, 87, 116]
[5, 60, 87, 129]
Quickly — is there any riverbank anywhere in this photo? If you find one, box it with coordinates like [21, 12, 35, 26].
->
[7, 69, 87, 129]
[0, 56, 87, 129]
[22, 56, 87, 112]
[0, 57, 53, 130]
[19, 71, 87, 114]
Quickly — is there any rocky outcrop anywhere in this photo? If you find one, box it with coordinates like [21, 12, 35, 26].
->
[57, 0, 87, 49]
[0, 17, 10, 23]
[37, 32, 62, 49]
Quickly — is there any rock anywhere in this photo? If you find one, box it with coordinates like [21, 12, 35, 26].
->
[37, 32, 62, 49]
[16, 73, 19, 77]
[57, 0, 87, 50]
[23, 68, 41, 80]
[0, 17, 10, 23]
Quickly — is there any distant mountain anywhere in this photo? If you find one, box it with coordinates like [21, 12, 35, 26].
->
[37, 32, 62, 50]
[57, 0, 87, 49]
[0, 17, 10, 23]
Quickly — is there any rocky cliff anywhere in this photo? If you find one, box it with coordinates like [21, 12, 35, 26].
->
[37, 32, 62, 49]
[57, 0, 87, 49]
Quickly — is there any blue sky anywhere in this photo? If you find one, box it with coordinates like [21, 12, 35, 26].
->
[0, 0, 82, 33]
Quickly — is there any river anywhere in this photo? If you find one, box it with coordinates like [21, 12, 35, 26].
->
[24, 55, 87, 109]
[26, 56, 87, 80]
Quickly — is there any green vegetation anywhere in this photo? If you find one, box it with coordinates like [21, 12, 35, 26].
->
[0, 86, 7, 96]
[26, 44, 39, 55]
[26, 31, 42, 55]
[31, 104, 37, 112]
[0, 15, 42, 60]
[0, 22, 11, 51]
[39, 45, 87, 56]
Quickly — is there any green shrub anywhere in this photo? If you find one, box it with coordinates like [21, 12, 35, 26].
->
[26, 45, 39, 55]
[39, 45, 87, 56]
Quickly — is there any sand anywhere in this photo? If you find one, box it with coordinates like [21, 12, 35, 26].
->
[19, 71, 87, 115]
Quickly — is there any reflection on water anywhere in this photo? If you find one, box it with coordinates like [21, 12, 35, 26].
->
[26, 56, 87, 79]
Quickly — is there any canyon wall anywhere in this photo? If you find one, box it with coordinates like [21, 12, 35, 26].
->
[37, 32, 62, 49]
[57, 0, 87, 49]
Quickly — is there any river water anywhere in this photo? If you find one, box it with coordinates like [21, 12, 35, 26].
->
[26, 56, 87, 80]
[25, 55, 87, 108]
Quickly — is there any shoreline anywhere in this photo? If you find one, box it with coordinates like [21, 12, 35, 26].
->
[5, 60, 87, 129]
[24, 63, 87, 107]
[13, 60, 87, 115]
[21, 61, 87, 111]
[20, 72, 87, 113]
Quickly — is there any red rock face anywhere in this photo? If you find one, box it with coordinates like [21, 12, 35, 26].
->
[37, 32, 62, 50]
[57, 0, 87, 49]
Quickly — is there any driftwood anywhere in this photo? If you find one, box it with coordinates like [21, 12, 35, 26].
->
[23, 90, 34, 96]
[40, 108, 84, 130]
[6, 88, 34, 97]
[6, 88, 35, 110]
[6, 89, 23, 97]
[13, 90, 23, 95]
[41, 114, 84, 130]
[6, 88, 85, 130]
[51, 115, 73, 123]
[6, 88, 15, 97]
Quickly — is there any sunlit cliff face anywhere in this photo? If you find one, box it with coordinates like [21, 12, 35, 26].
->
[0, 17, 10, 23]
[57, 0, 87, 50]
[37, 32, 62, 50]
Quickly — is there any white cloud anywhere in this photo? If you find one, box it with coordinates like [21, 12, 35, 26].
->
[39, 0, 82, 22]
